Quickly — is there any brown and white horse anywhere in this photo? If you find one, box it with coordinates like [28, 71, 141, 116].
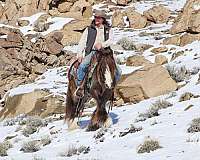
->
[65, 47, 117, 131]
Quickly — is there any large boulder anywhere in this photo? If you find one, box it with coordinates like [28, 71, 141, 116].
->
[144, 5, 171, 23]
[126, 55, 152, 66]
[2, 0, 50, 24]
[62, 19, 92, 45]
[112, 10, 126, 27]
[162, 35, 181, 46]
[117, 0, 131, 6]
[70, 0, 91, 12]
[170, 0, 200, 34]
[180, 33, 200, 46]
[0, 90, 65, 119]
[116, 64, 177, 103]
[125, 8, 147, 29]
[58, 2, 73, 13]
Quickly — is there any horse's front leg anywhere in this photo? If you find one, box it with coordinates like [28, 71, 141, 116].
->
[87, 91, 112, 131]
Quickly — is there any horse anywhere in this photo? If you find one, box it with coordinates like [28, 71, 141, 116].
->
[65, 47, 117, 131]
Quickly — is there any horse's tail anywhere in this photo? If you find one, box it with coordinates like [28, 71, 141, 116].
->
[65, 60, 78, 122]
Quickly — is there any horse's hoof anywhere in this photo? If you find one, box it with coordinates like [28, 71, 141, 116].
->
[86, 124, 100, 132]
[67, 119, 80, 131]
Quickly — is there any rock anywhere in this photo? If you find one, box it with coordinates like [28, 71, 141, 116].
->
[134, 43, 153, 52]
[63, 19, 91, 31]
[70, 0, 90, 12]
[151, 46, 168, 54]
[188, 11, 200, 33]
[125, 8, 147, 29]
[0, 3, 4, 18]
[47, 55, 58, 65]
[117, 0, 131, 6]
[83, 6, 93, 18]
[7, 32, 23, 43]
[17, 19, 30, 26]
[126, 55, 152, 66]
[58, 2, 73, 13]
[144, 5, 171, 23]
[33, 14, 50, 32]
[36, 32, 64, 55]
[0, 90, 65, 119]
[62, 30, 82, 46]
[112, 10, 126, 27]
[116, 64, 177, 103]
[32, 64, 47, 74]
[170, 0, 200, 34]
[52, 11, 83, 19]
[180, 33, 200, 46]
[162, 35, 181, 46]
[155, 55, 168, 65]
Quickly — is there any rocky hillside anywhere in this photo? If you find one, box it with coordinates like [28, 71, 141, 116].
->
[1, 0, 200, 159]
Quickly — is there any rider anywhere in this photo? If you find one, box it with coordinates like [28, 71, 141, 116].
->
[75, 10, 121, 96]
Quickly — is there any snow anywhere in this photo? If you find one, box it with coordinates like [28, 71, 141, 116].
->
[19, 13, 74, 36]
[1, 0, 200, 159]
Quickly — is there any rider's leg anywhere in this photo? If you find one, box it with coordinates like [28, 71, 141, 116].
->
[77, 51, 95, 86]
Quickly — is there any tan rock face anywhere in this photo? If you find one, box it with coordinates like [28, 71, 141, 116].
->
[126, 55, 152, 67]
[83, 6, 93, 18]
[62, 19, 92, 45]
[112, 10, 126, 28]
[188, 11, 200, 33]
[0, 90, 65, 119]
[116, 64, 177, 103]
[180, 33, 200, 46]
[62, 30, 82, 46]
[117, 0, 131, 6]
[58, 2, 73, 13]
[151, 46, 168, 54]
[162, 35, 181, 46]
[170, 0, 200, 34]
[125, 8, 147, 29]
[70, 0, 90, 12]
[144, 5, 171, 23]
[155, 55, 168, 65]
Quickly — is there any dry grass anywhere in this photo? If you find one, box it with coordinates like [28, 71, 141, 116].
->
[20, 140, 41, 153]
[59, 144, 90, 157]
[136, 100, 172, 122]
[137, 138, 161, 153]
[166, 65, 190, 82]
[187, 118, 200, 133]
[117, 37, 135, 50]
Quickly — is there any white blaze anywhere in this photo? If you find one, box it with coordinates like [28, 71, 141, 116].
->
[104, 65, 112, 88]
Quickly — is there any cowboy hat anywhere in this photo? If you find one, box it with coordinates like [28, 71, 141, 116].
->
[93, 10, 109, 19]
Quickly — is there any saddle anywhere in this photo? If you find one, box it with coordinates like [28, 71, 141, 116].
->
[69, 53, 98, 90]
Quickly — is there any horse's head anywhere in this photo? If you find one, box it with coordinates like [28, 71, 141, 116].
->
[95, 47, 114, 62]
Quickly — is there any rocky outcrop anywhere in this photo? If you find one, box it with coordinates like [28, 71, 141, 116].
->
[116, 64, 177, 103]
[0, 90, 65, 119]
[170, 0, 200, 34]
[0, 27, 75, 98]
[125, 8, 147, 29]
[126, 55, 152, 66]
[62, 19, 92, 45]
[0, 0, 94, 25]
[151, 46, 168, 54]
[112, 10, 125, 27]
[155, 55, 168, 65]
[144, 5, 171, 23]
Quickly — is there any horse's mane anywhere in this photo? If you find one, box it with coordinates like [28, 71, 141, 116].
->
[94, 47, 117, 88]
